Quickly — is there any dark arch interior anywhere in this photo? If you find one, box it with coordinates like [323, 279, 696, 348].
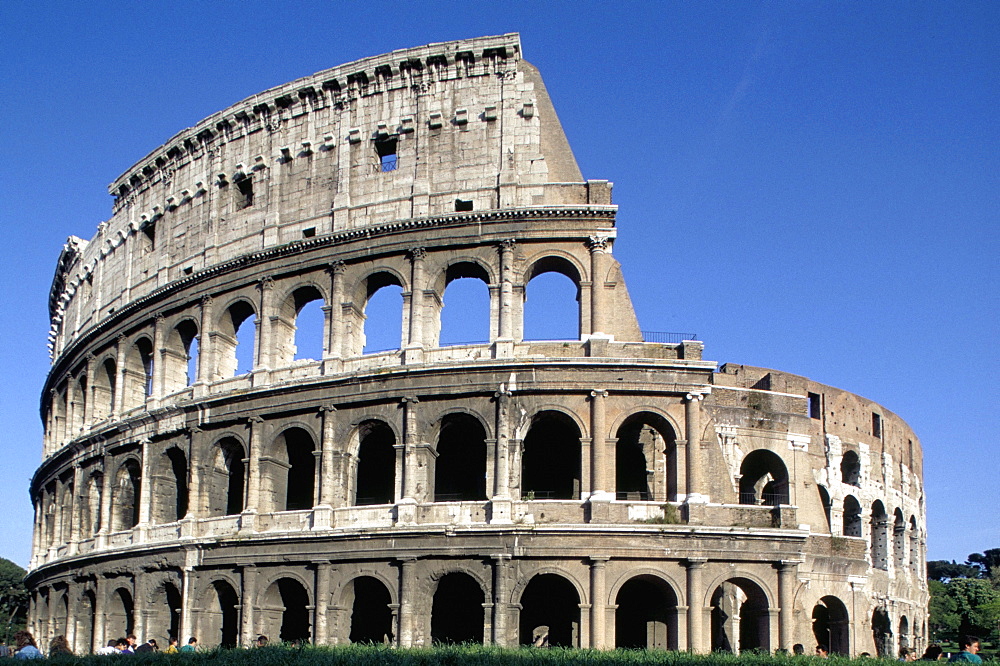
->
[518, 574, 580, 647]
[356, 421, 395, 505]
[872, 608, 892, 657]
[276, 578, 311, 643]
[812, 595, 849, 655]
[222, 439, 245, 516]
[114, 459, 141, 530]
[615, 413, 676, 501]
[350, 576, 393, 644]
[615, 575, 679, 649]
[843, 495, 862, 537]
[710, 578, 769, 654]
[108, 588, 134, 639]
[166, 447, 189, 520]
[738, 449, 789, 506]
[434, 414, 487, 501]
[841, 450, 861, 486]
[818, 485, 832, 531]
[283, 428, 316, 511]
[431, 572, 485, 644]
[521, 412, 581, 500]
[210, 581, 239, 648]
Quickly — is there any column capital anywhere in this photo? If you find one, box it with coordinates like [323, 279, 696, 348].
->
[247, 415, 265, 425]
[587, 235, 610, 253]
[590, 389, 609, 399]
[258, 275, 275, 291]
[589, 556, 610, 565]
[319, 404, 337, 414]
[154, 312, 165, 324]
[408, 247, 427, 261]
[497, 238, 516, 252]
[400, 396, 420, 405]
[327, 260, 347, 275]
[200, 294, 213, 307]
[685, 391, 710, 402]
[685, 557, 708, 568]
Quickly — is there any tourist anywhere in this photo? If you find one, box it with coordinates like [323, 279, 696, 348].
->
[115, 638, 132, 654]
[948, 636, 982, 664]
[49, 635, 72, 656]
[900, 647, 917, 662]
[12, 632, 42, 660]
[179, 637, 197, 653]
[922, 645, 944, 661]
[815, 645, 829, 658]
[255, 635, 268, 648]
[164, 637, 179, 654]
[96, 640, 118, 655]
[792, 644, 805, 656]
[135, 638, 157, 653]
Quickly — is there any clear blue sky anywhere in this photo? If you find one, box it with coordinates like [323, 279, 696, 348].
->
[0, 1, 996, 568]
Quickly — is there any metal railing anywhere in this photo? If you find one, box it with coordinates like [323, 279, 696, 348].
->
[739, 491, 786, 507]
[641, 331, 698, 344]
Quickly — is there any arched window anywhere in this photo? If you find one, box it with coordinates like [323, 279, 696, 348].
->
[278, 428, 316, 511]
[615, 575, 679, 649]
[872, 608, 892, 657]
[812, 596, 850, 655]
[434, 413, 487, 501]
[521, 411, 581, 500]
[216, 301, 257, 378]
[112, 459, 141, 531]
[870, 500, 889, 570]
[200, 581, 239, 648]
[163, 320, 199, 393]
[273, 286, 325, 366]
[207, 438, 245, 517]
[894, 508, 907, 569]
[843, 495, 862, 537]
[818, 485, 833, 532]
[841, 450, 861, 486]
[908, 516, 920, 575]
[92, 358, 116, 421]
[292, 295, 325, 361]
[148, 582, 182, 649]
[519, 574, 580, 647]
[123, 338, 155, 409]
[153, 447, 188, 523]
[352, 272, 404, 355]
[81, 472, 102, 536]
[354, 421, 395, 506]
[615, 412, 677, 501]
[523, 258, 581, 341]
[348, 576, 393, 644]
[107, 588, 135, 639]
[260, 578, 311, 643]
[738, 449, 789, 506]
[71, 374, 87, 434]
[438, 262, 491, 346]
[710, 578, 771, 654]
[431, 572, 485, 644]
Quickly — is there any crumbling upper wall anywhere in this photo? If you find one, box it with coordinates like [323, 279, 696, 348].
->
[48, 34, 603, 361]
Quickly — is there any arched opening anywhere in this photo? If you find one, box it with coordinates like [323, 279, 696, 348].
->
[274, 286, 326, 366]
[93, 358, 116, 421]
[615, 575, 679, 650]
[154, 447, 188, 523]
[111, 459, 141, 531]
[870, 500, 889, 570]
[615, 412, 677, 501]
[355, 420, 395, 505]
[107, 587, 134, 640]
[518, 574, 580, 647]
[356, 273, 404, 355]
[812, 596, 850, 655]
[738, 449, 789, 506]
[71, 375, 87, 434]
[431, 572, 485, 645]
[523, 258, 581, 341]
[202, 580, 239, 648]
[898, 615, 910, 650]
[872, 608, 892, 658]
[216, 300, 257, 378]
[122, 337, 154, 410]
[284, 428, 317, 511]
[710, 578, 770, 654]
[438, 263, 491, 346]
[894, 508, 906, 569]
[434, 413, 487, 501]
[841, 450, 861, 486]
[163, 320, 199, 393]
[51, 591, 69, 639]
[76, 590, 96, 654]
[349, 576, 393, 644]
[521, 411, 581, 500]
[207, 438, 245, 517]
[148, 581, 182, 649]
[908, 516, 920, 575]
[818, 485, 833, 532]
[81, 472, 102, 536]
[844, 495, 862, 537]
[58, 483, 74, 543]
[260, 578, 311, 644]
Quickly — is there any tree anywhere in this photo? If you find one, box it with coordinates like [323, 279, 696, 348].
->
[928, 560, 981, 582]
[0, 558, 27, 645]
[946, 577, 1000, 637]
[928, 579, 961, 641]
[967, 549, 1000, 580]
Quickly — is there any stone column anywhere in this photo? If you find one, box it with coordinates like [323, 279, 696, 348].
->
[180, 565, 196, 646]
[197, 296, 214, 385]
[589, 557, 609, 648]
[185, 428, 202, 520]
[133, 571, 148, 643]
[685, 393, 707, 503]
[777, 560, 799, 651]
[66, 375, 78, 439]
[137, 438, 153, 528]
[497, 239, 515, 341]
[587, 236, 610, 337]
[404, 248, 426, 362]
[257, 276, 275, 372]
[325, 262, 345, 360]
[98, 452, 114, 543]
[685, 558, 708, 653]
[83, 354, 96, 427]
[245, 416, 264, 516]
[401, 397, 419, 500]
[313, 561, 332, 644]
[152, 313, 165, 401]
[240, 564, 257, 643]
[92, 578, 106, 652]
[491, 555, 512, 646]
[397, 558, 416, 647]
[69, 464, 83, 546]
[113, 335, 127, 417]
[589, 390, 611, 499]
[318, 406, 337, 507]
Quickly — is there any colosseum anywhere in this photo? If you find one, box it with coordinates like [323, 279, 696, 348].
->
[28, 34, 927, 656]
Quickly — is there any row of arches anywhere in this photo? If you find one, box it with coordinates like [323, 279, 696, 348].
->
[32, 570, 856, 654]
[45, 245, 611, 453]
[834, 495, 921, 574]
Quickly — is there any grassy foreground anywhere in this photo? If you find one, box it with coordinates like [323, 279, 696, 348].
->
[40, 644, 910, 666]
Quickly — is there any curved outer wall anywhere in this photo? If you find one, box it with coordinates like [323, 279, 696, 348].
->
[30, 34, 926, 656]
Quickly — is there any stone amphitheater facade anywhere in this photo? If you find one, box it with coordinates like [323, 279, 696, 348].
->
[28, 34, 927, 656]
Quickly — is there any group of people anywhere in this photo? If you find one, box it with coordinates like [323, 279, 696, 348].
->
[777, 637, 987, 662]
[95, 635, 197, 655]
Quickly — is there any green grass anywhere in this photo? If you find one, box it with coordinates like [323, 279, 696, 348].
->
[38, 644, 934, 666]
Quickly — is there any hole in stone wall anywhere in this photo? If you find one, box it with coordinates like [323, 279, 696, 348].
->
[454, 199, 473, 212]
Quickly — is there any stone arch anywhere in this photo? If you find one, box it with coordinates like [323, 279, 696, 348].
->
[521, 409, 582, 500]
[106, 586, 135, 640]
[433, 412, 487, 501]
[893, 507, 907, 569]
[274, 283, 328, 366]
[343, 575, 394, 645]
[908, 515, 920, 575]
[50, 588, 69, 639]
[199, 578, 240, 648]
[70, 372, 88, 435]
[738, 449, 790, 506]
[111, 458, 141, 531]
[844, 495, 863, 537]
[430, 571, 486, 644]
[872, 607, 892, 657]
[898, 615, 910, 650]
[163, 318, 199, 394]
[206, 436, 246, 517]
[122, 335, 154, 411]
[346, 269, 407, 356]
[517, 572, 582, 647]
[92, 356, 117, 421]
[709, 576, 771, 654]
[258, 575, 312, 643]
[841, 450, 861, 486]
[818, 485, 833, 532]
[812, 595, 849, 655]
[76, 588, 96, 653]
[147, 577, 182, 648]
[260, 426, 317, 512]
[80, 471, 103, 536]
[351, 419, 396, 506]
[214, 298, 258, 379]
[522, 253, 584, 341]
[57, 481, 74, 544]
[614, 573, 681, 649]
[870, 500, 889, 570]
[435, 259, 493, 347]
[152, 446, 189, 523]
[614, 410, 678, 502]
